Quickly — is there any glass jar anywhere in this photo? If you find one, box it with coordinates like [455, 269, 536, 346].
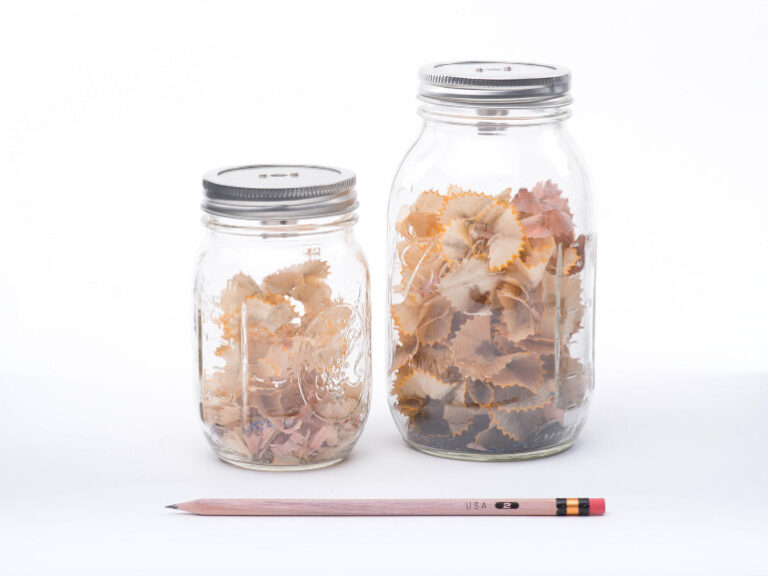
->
[387, 62, 595, 460]
[196, 165, 371, 470]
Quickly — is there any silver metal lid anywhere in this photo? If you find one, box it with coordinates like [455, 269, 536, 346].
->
[419, 61, 572, 107]
[202, 164, 358, 220]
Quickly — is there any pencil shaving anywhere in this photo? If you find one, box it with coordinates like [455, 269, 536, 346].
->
[202, 259, 368, 467]
[390, 181, 588, 453]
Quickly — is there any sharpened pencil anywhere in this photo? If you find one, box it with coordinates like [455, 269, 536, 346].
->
[165, 498, 605, 516]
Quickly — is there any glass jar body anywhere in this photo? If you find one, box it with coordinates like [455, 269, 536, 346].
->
[386, 104, 595, 460]
[196, 214, 371, 470]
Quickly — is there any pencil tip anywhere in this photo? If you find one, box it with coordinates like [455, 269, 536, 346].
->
[166, 504, 178, 509]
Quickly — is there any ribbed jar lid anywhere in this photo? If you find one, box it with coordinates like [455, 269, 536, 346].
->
[202, 164, 358, 220]
[419, 61, 572, 107]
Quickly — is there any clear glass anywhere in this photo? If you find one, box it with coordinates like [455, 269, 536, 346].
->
[196, 212, 371, 470]
[386, 100, 595, 460]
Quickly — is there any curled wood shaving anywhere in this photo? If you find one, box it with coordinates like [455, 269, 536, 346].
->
[453, 315, 513, 380]
[395, 369, 455, 401]
[392, 333, 419, 372]
[390, 181, 590, 454]
[487, 206, 526, 271]
[438, 258, 498, 313]
[442, 404, 476, 437]
[442, 189, 495, 220]
[396, 190, 447, 240]
[416, 296, 453, 344]
[410, 343, 455, 379]
[203, 259, 368, 466]
[397, 239, 445, 299]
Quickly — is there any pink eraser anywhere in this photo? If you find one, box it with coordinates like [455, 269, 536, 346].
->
[590, 498, 606, 515]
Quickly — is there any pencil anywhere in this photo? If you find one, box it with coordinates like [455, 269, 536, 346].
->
[166, 498, 605, 516]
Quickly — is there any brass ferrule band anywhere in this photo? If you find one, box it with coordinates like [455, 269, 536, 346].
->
[557, 498, 591, 516]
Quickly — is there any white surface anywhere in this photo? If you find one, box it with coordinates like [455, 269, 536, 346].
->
[1, 371, 766, 575]
[1, 0, 767, 573]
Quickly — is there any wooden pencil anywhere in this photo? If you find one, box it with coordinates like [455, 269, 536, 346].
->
[166, 498, 605, 516]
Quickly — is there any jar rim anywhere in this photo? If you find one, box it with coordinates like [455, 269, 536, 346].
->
[418, 61, 572, 108]
[202, 164, 358, 220]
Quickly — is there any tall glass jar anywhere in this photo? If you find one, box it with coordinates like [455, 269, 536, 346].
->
[387, 62, 595, 460]
[196, 165, 371, 470]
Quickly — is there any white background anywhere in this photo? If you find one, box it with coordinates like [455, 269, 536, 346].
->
[1, 1, 766, 574]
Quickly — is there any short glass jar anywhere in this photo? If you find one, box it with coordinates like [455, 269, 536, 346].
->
[387, 62, 595, 460]
[196, 165, 371, 470]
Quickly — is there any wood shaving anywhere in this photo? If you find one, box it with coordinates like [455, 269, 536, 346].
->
[390, 182, 589, 454]
[202, 259, 368, 467]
